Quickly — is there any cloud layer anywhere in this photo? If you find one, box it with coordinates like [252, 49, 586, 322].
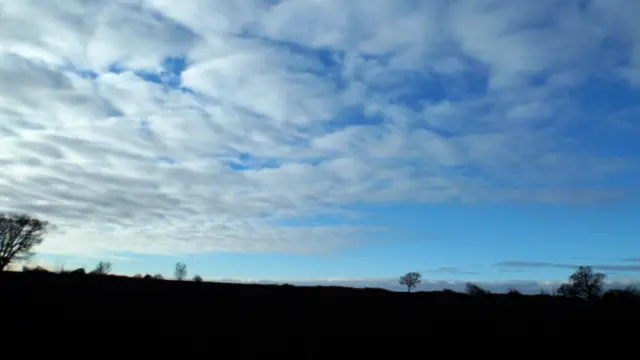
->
[1, 0, 639, 257]
[495, 260, 640, 273]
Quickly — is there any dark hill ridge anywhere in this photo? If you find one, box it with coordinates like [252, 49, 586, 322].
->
[1, 271, 639, 350]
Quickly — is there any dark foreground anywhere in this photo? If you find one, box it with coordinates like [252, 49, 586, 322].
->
[2, 271, 639, 354]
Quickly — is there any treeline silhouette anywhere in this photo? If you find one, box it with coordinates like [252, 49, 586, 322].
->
[15, 260, 640, 305]
[2, 212, 640, 351]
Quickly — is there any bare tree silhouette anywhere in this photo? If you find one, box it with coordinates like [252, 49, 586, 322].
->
[556, 266, 606, 300]
[465, 283, 489, 296]
[174, 262, 187, 281]
[399, 272, 421, 292]
[91, 261, 112, 275]
[0, 213, 50, 271]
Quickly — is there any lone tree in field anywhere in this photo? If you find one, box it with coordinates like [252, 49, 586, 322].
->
[556, 266, 606, 300]
[174, 262, 187, 281]
[399, 272, 421, 292]
[91, 261, 112, 275]
[0, 213, 50, 271]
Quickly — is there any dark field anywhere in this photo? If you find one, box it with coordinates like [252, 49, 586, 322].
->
[2, 270, 639, 354]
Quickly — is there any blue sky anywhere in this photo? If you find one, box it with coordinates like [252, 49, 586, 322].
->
[1, 0, 640, 292]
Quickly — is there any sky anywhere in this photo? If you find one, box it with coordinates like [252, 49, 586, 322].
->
[1, 0, 639, 293]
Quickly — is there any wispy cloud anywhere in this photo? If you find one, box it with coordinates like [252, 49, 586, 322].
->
[495, 261, 640, 273]
[427, 266, 481, 276]
[1, 0, 639, 257]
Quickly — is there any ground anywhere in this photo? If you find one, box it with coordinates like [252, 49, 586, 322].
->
[1, 270, 638, 354]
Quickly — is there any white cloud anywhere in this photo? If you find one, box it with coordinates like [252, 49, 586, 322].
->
[0, 0, 638, 257]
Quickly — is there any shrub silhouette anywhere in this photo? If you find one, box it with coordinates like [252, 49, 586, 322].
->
[193, 275, 203, 282]
[32, 266, 49, 273]
[507, 288, 522, 296]
[555, 283, 578, 297]
[70, 268, 86, 275]
[539, 288, 551, 295]
[133, 274, 142, 279]
[154, 274, 164, 280]
[602, 286, 640, 304]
